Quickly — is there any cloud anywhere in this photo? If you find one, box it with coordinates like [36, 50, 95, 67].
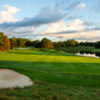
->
[40, 18, 100, 42]
[0, 1, 80, 29]
[41, 19, 86, 34]
[77, 3, 86, 9]
[1, 1, 99, 42]
[45, 30, 100, 42]
[0, 0, 82, 40]
[0, 7, 65, 29]
[0, 5, 20, 24]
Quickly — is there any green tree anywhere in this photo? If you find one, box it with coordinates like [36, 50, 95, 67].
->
[32, 40, 41, 48]
[10, 38, 17, 49]
[66, 40, 78, 47]
[41, 38, 53, 48]
[16, 38, 26, 47]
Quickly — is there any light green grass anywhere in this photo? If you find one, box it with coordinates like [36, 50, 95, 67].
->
[0, 49, 100, 100]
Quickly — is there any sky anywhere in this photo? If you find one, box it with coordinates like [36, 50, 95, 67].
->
[0, 0, 100, 42]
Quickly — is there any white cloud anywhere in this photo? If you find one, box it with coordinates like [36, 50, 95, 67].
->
[41, 20, 67, 34]
[0, 5, 20, 24]
[41, 19, 86, 34]
[45, 30, 100, 42]
[0, 4, 99, 42]
[66, 19, 86, 31]
[13, 26, 35, 33]
[77, 3, 86, 9]
[0, 26, 36, 38]
[40, 18, 100, 42]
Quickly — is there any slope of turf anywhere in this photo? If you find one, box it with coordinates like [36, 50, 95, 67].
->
[0, 49, 100, 100]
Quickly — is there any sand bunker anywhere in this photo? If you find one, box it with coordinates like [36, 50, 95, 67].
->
[0, 69, 33, 89]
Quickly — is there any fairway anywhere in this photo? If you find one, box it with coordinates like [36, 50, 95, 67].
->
[0, 49, 100, 100]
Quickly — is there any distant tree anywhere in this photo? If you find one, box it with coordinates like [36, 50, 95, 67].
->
[10, 38, 17, 49]
[79, 42, 95, 47]
[25, 40, 32, 47]
[32, 40, 41, 48]
[95, 41, 100, 48]
[16, 38, 29, 47]
[10, 38, 31, 48]
[53, 42, 65, 48]
[41, 38, 53, 48]
[65, 40, 78, 47]
[0, 32, 4, 46]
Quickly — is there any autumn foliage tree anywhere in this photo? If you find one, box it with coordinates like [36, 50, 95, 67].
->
[0, 32, 11, 51]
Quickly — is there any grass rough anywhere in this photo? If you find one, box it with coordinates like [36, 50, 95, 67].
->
[0, 49, 100, 100]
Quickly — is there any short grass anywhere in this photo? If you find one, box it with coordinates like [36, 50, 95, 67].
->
[0, 49, 100, 100]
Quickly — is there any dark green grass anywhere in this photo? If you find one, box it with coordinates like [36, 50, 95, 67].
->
[0, 49, 100, 100]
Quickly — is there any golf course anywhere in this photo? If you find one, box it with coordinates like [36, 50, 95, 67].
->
[0, 49, 100, 100]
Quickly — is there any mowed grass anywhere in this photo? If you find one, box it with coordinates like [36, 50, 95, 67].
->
[0, 49, 100, 100]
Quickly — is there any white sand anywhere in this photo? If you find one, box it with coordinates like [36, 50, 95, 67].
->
[0, 69, 33, 89]
[76, 53, 99, 58]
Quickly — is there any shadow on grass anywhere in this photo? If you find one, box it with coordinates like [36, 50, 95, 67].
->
[8, 49, 73, 56]
[0, 60, 100, 88]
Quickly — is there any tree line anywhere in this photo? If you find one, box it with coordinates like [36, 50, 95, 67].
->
[0, 32, 100, 51]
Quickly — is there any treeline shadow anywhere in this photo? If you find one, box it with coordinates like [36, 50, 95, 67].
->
[8, 50, 72, 56]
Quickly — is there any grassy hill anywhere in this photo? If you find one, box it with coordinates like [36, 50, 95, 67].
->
[0, 49, 100, 100]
